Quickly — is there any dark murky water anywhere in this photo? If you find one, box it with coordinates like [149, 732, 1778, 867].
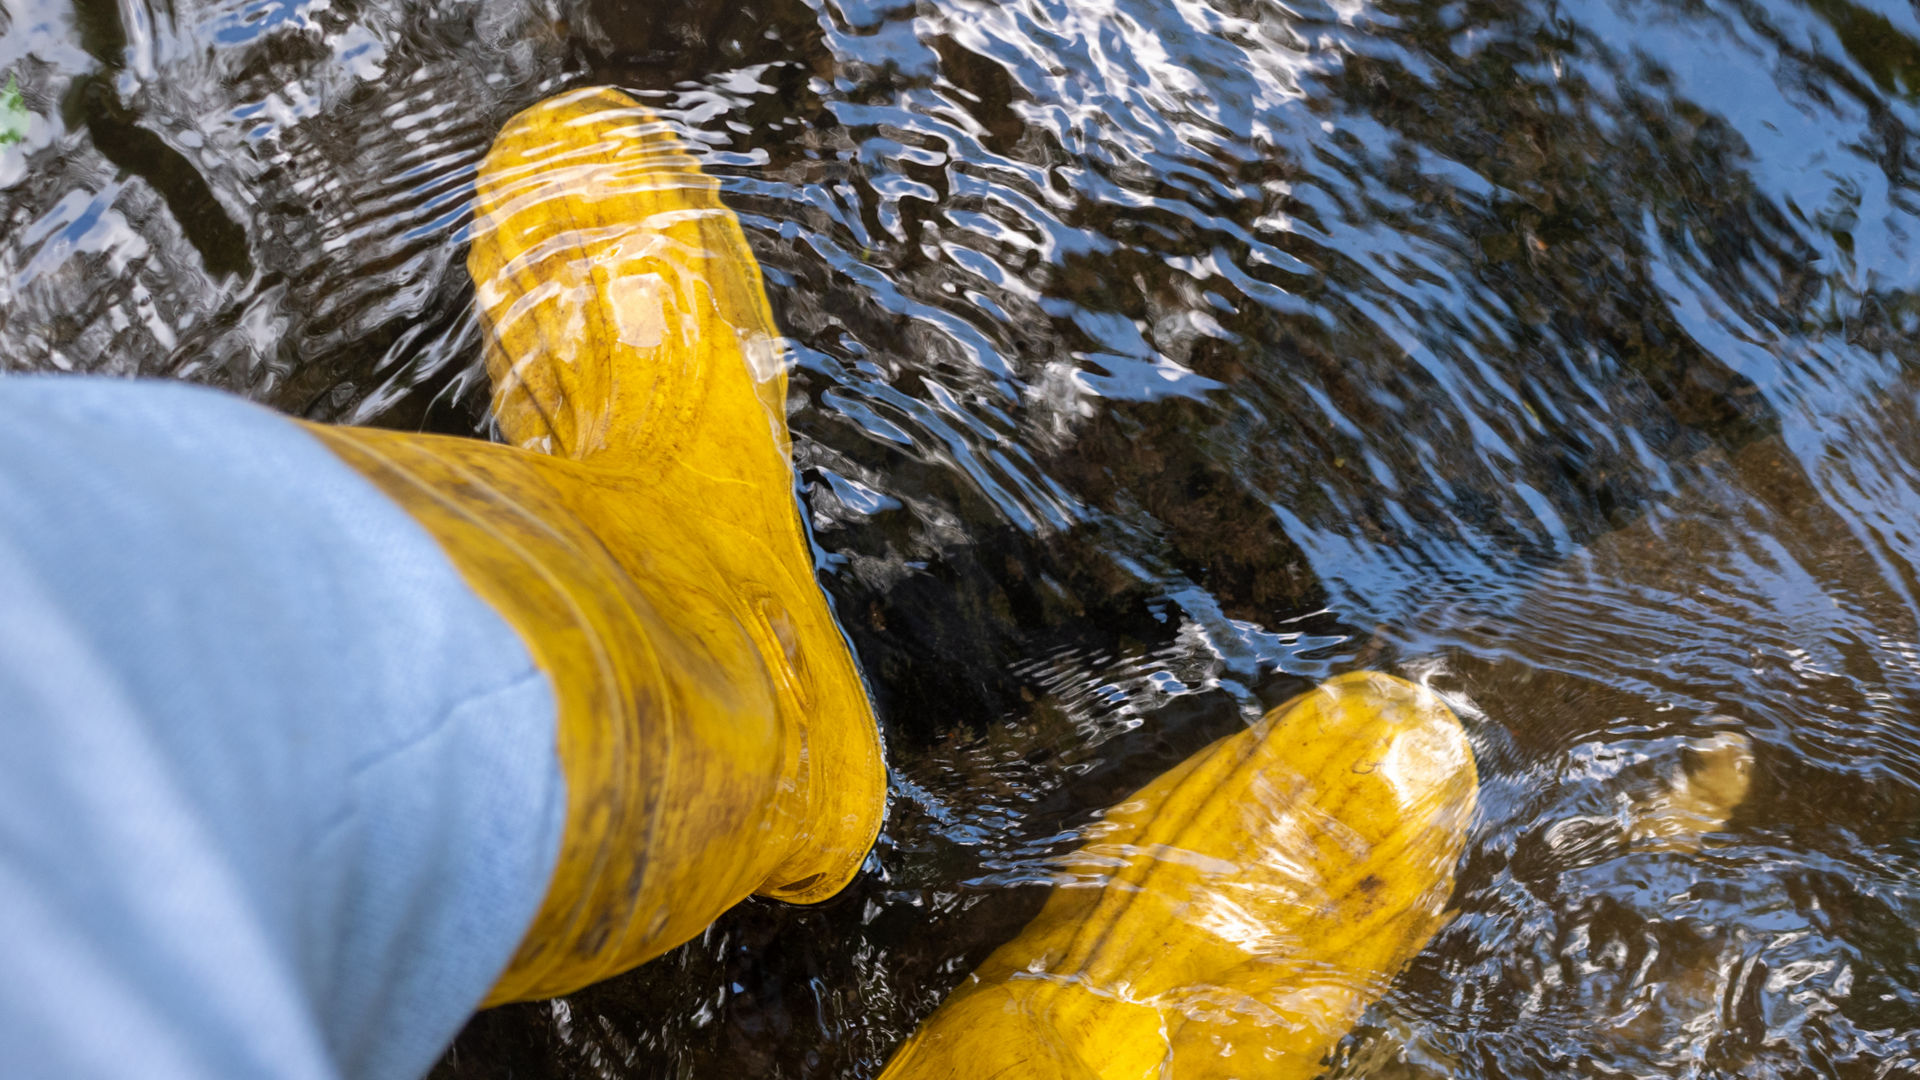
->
[8, 0, 1920, 1074]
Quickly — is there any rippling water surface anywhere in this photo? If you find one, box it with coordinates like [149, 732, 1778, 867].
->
[9, 0, 1920, 1073]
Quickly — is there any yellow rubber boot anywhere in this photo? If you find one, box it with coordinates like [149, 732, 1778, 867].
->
[301, 87, 886, 1004]
[877, 672, 1478, 1080]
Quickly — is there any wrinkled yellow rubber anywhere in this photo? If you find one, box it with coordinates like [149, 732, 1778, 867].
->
[877, 671, 1478, 1080]
[303, 87, 886, 1005]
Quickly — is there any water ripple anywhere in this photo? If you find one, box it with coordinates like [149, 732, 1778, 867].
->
[8, 0, 1920, 1073]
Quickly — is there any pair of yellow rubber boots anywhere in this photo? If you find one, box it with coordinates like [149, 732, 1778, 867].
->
[308, 88, 1481, 1079]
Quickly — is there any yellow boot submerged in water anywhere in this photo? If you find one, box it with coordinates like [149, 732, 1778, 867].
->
[878, 672, 1479, 1080]
[305, 87, 1473, 1058]
[304, 88, 885, 1004]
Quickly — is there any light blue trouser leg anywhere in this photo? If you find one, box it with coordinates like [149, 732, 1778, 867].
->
[0, 377, 566, 1080]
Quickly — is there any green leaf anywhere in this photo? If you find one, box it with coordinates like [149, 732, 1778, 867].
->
[1, 74, 28, 146]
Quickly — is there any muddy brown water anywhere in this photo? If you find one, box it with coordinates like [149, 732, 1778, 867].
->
[6, 0, 1920, 1074]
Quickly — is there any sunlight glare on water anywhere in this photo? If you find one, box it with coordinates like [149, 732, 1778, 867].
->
[5, 0, 1920, 1073]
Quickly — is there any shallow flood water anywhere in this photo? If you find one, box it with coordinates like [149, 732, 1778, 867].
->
[7, 0, 1920, 1073]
